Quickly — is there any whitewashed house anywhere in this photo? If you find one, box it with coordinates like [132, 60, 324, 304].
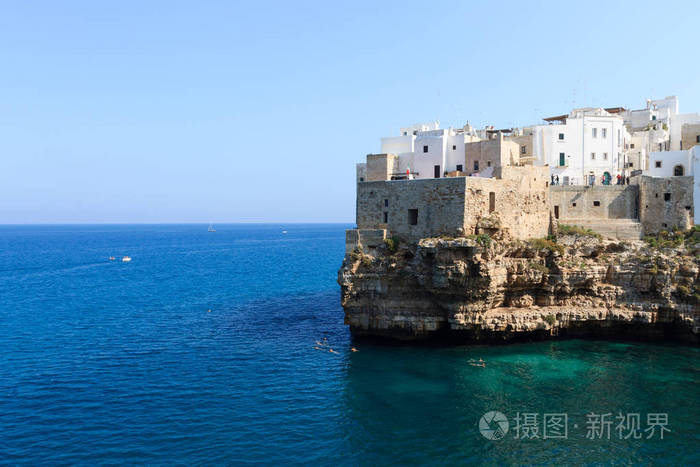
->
[377, 122, 479, 180]
[531, 108, 631, 185]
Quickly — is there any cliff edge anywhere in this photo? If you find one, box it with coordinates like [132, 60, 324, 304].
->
[338, 228, 700, 343]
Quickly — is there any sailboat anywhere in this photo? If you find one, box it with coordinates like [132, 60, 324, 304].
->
[208, 222, 216, 232]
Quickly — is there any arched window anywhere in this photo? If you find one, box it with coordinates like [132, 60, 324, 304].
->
[674, 165, 684, 176]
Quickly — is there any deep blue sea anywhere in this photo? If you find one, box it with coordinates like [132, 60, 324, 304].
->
[0, 224, 698, 465]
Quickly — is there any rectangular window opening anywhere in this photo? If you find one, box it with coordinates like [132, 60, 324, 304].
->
[384, 199, 388, 207]
[558, 133, 564, 140]
[408, 209, 418, 225]
[664, 193, 671, 201]
[559, 153, 565, 166]
[456, 164, 463, 172]
[383, 212, 388, 223]
[452, 145, 457, 150]
[423, 145, 428, 153]
[434, 165, 440, 178]
[593, 201, 601, 207]
[474, 161, 479, 171]
[655, 161, 662, 168]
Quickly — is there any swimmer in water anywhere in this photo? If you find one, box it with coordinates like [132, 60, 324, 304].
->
[329, 348, 336, 353]
[315, 341, 323, 346]
[351, 347, 358, 352]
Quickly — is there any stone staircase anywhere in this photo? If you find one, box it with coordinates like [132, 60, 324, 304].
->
[558, 218, 644, 241]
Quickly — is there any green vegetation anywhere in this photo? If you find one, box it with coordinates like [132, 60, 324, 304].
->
[643, 228, 686, 249]
[349, 247, 363, 261]
[360, 256, 373, 267]
[558, 224, 602, 239]
[384, 235, 399, 253]
[528, 237, 565, 255]
[475, 233, 492, 247]
[529, 262, 549, 274]
[543, 314, 556, 326]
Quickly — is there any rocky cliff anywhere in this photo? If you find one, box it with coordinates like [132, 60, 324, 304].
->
[338, 228, 700, 343]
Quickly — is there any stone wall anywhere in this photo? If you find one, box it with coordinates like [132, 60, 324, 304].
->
[366, 154, 398, 181]
[681, 123, 700, 151]
[354, 166, 550, 242]
[506, 134, 534, 164]
[356, 177, 467, 241]
[345, 228, 387, 253]
[550, 185, 639, 221]
[464, 136, 520, 174]
[637, 175, 694, 234]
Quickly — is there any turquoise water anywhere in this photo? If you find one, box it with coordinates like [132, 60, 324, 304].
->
[0, 224, 698, 465]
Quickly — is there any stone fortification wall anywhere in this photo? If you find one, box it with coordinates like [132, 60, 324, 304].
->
[637, 175, 694, 234]
[356, 177, 467, 241]
[550, 185, 639, 221]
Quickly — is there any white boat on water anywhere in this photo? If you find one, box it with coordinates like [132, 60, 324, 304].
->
[208, 222, 216, 232]
[121, 256, 132, 262]
[282, 230, 288, 234]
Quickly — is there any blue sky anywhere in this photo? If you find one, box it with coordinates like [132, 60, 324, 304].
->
[1, 1, 698, 223]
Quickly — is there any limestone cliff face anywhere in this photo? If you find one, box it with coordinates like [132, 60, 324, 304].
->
[338, 234, 700, 343]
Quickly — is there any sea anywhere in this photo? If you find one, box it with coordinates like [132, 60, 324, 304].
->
[0, 224, 698, 465]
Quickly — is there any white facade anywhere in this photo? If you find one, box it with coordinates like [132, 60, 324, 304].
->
[378, 123, 479, 180]
[531, 108, 630, 185]
[646, 150, 692, 177]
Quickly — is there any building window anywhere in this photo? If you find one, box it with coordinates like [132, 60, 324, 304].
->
[593, 201, 601, 207]
[658, 143, 663, 151]
[558, 133, 564, 140]
[572, 202, 577, 207]
[631, 143, 635, 149]
[697, 135, 700, 143]
[403, 132, 407, 136]
[559, 153, 565, 166]
[487, 161, 492, 167]
[434, 165, 440, 178]
[474, 161, 479, 171]
[664, 193, 671, 201]
[521, 145, 526, 154]
[423, 145, 428, 153]
[456, 164, 463, 172]
[674, 165, 684, 176]
[592, 128, 597, 138]
[383, 212, 388, 223]
[452, 145, 456, 150]
[655, 161, 662, 168]
[603, 152, 608, 160]
[408, 209, 418, 225]
[489, 192, 496, 213]
[591, 152, 596, 160]
[602, 128, 607, 138]
[359, 177, 364, 182]
[652, 115, 657, 120]
[384, 199, 389, 207]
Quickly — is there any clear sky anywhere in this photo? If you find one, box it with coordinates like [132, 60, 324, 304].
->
[1, 1, 698, 223]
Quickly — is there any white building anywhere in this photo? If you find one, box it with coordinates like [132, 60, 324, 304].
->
[377, 122, 479, 180]
[531, 108, 631, 185]
[646, 150, 693, 177]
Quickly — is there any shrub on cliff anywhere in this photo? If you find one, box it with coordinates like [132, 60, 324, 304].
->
[558, 224, 602, 240]
[384, 236, 399, 254]
[528, 238, 565, 255]
[475, 233, 491, 248]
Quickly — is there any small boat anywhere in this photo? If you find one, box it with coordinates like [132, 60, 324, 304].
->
[208, 222, 216, 232]
[282, 230, 288, 234]
[121, 256, 132, 262]
[109, 256, 116, 261]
